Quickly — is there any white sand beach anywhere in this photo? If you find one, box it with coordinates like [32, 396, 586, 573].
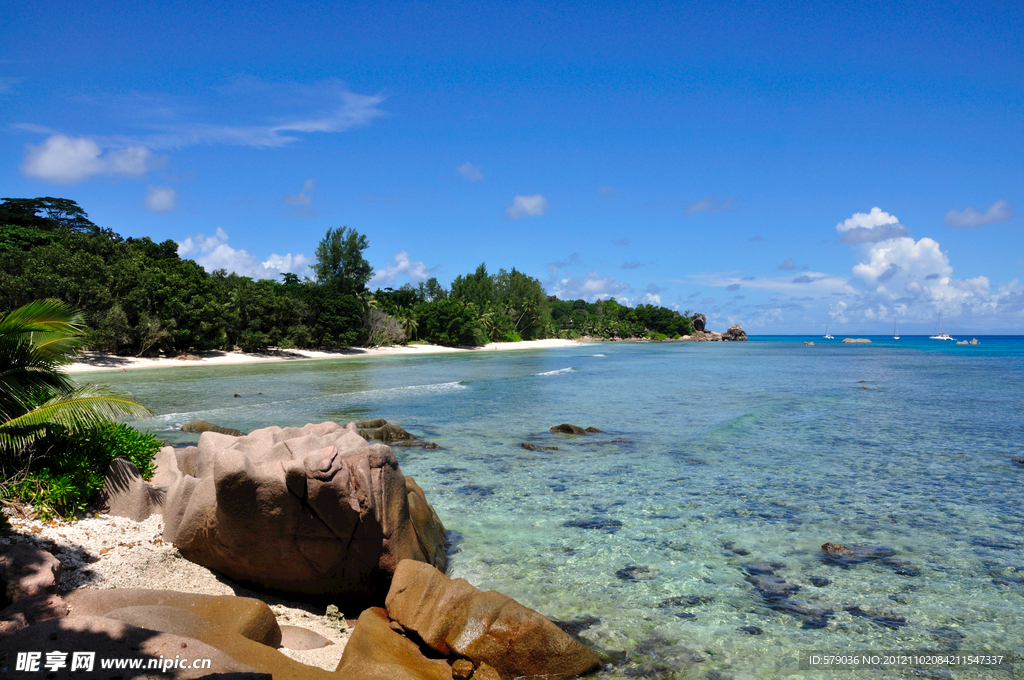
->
[66, 338, 581, 373]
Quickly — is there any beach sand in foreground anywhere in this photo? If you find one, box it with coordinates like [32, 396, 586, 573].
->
[66, 338, 582, 373]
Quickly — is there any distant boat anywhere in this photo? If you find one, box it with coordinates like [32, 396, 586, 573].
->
[930, 314, 954, 341]
[824, 323, 834, 340]
[893, 320, 899, 340]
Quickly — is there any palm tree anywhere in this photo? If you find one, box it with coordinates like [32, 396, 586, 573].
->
[0, 299, 153, 451]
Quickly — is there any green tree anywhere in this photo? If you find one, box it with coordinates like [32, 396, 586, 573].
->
[0, 300, 152, 451]
[313, 227, 372, 295]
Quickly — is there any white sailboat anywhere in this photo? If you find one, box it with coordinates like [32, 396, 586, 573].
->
[929, 313, 953, 341]
[824, 322, 834, 340]
[893, 320, 899, 340]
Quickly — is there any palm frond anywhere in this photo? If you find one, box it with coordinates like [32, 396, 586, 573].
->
[0, 385, 154, 450]
[0, 299, 86, 337]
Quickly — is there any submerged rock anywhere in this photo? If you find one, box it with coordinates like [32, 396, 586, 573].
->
[521, 443, 560, 451]
[819, 542, 896, 566]
[549, 424, 603, 434]
[563, 517, 623, 533]
[179, 420, 244, 436]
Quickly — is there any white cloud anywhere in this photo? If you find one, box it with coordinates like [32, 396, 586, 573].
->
[284, 179, 315, 206]
[686, 195, 736, 214]
[690, 271, 856, 298]
[145, 185, 178, 213]
[835, 207, 909, 244]
[552, 271, 631, 302]
[20, 134, 158, 184]
[944, 200, 1014, 228]
[637, 284, 663, 305]
[505, 194, 549, 219]
[368, 251, 436, 289]
[458, 162, 483, 182]
[177, 228, 313, 280]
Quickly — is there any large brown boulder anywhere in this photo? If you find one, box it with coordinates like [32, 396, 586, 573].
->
[97, 457, 163, 521]
[0, 593, 69, 637]
[336, 607, 454, 680]
[180, 420, 244, 436]
[722, 324, 748, 341]
[0, 544, 62, 605]
[0, 614, 270, 679]
[160, 421, 446, 599]
[691, 314, 706, 331]
[385, 560, 601, 680]
[62, 588, 336, 680]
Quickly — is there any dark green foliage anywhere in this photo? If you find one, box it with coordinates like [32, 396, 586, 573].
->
[313, 226, 372, 294]
[548, 297, 695, 339]
[1, 197, 701, 353]
[415, 299, 486, 346]
[7, 422, 161, 519]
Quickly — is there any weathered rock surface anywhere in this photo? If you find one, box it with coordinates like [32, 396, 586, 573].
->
[691, 314, 706, 331]
[0, 614, 271, 679]
[521, 443, 559, 451]
[180, 420, 244, 436]
[0, 544, 62, 605]
[385, 560, 601, 680]
[62, 588, 338, 679]
[841, 338, 872, 344]
[0, 593, 69, 637]
[722, 324, 748, 341]
[335, 607, 453, 680]
[160, 421, 446, 599]
[97, 457, 164, 522]
[549, 424, 603, 434]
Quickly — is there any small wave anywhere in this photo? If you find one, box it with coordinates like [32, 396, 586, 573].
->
[536, 367, 575, 376]
[591, 353, 607, 357]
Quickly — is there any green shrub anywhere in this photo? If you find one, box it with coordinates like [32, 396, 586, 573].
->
[6, 422, 160, 519]
[503, 331, 523, 342]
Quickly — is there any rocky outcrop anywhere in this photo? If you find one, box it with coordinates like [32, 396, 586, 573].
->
[97, 457, 164, 522]
[722, 324, 748, 341]
[521, 443, 559, 451]
[336, 607, 453, 680]
[0, 593, 69, 636]
[180, 420, 244, 436]
[381, 560, 601, 680]
[841, 338, 871, 344]
[549, 424, 603, 434]
[691, 314, 706, 332]
[159, 421, 446, 600]
[0, 544, 62, 606]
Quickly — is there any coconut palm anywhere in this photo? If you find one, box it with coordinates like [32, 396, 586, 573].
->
[0, 299, 153, 451]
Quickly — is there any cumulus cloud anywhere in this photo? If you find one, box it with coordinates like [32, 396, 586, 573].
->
[505, 194, 550, 219]
[637, 284, 664, 305]
[177, 227, 313, 280]
[144, 185, 178, 213]
[835, 207, 909, 244]
[827, 208, 1018, 324]
[20, 135, 159, 183]
[284, 179, 315, 206]
[944, 200, 1014, 228]
[552, 271, 631, 302]
[687, 195, 736, 214]
[458, 162, 483, 182]
[368, 251, 436, 288]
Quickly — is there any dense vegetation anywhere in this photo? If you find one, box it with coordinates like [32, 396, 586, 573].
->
[1, 197, 699, 352]
[0, 298, 155, 519]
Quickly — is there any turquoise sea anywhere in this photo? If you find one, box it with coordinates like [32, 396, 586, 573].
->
[80, 336, 1024, 678]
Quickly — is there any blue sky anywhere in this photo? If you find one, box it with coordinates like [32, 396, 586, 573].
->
[3, 0, 1022, 333]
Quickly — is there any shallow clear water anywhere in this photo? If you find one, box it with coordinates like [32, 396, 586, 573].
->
[79, 337, 1024, 678]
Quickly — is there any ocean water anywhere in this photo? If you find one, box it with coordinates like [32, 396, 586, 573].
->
[79, 336, 1024, 678]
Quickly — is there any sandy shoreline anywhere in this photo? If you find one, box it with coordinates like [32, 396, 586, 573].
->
[66, 338, 582, 373]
